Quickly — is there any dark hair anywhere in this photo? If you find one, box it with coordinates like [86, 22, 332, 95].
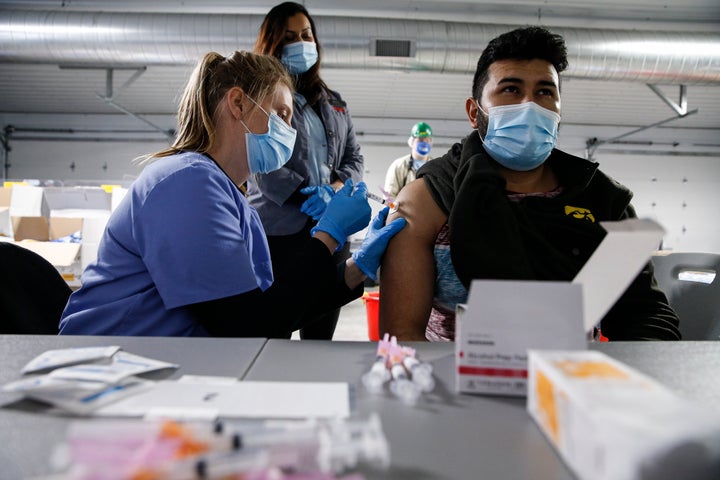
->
[254, 1, 328, 106]
[471, 26, 568, 99]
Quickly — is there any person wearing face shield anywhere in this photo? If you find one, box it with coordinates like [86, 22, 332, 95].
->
[247, 2, 365, 340]
[383, 122, 434, 199]
[58, 51, 405, 338]
[379, 26, 680, 342]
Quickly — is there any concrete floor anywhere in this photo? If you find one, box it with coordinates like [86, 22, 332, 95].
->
[291, 287, 378, 341]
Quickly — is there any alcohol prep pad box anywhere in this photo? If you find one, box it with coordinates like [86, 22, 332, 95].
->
[455, 218, 665, 396]
[455, 280, 585, 396]
[526, 350, 720, 480]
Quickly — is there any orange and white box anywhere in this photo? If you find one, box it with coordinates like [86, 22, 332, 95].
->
[527, 350, 720, 480]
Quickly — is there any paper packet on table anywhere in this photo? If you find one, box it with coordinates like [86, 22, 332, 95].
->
[21, 345, 121, 374]
[3, 347, 178, 415]
[527, 350, 720, 480]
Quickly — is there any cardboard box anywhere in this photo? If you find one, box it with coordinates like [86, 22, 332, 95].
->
[9, 185, 44, 216]
[455, 219, 665, 396]
[0, 187, 10, 237]
[110, 187, 128, 211]
[11, 216, 50, 241]
[13, 240, 82, 283]
[9, 216, 82, 242]
[0, 188, 11, 237]
[455, 281, 586, 396]
[9, 215, 84, 283]
[0, 207, 10, 238]
[527, 350, 720, 480]
[14, 240, 80, 268]
[3, 186, 109, 285]
[42, 186, 111, 216]
[0, 186, 11, 207]
[49, 217, 83, 240]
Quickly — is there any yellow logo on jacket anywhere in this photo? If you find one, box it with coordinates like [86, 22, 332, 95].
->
[564, 205, 595, 223]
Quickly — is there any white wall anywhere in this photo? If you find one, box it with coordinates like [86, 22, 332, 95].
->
[5, 139, 162, 186]
[4, 121, 719, 254]
[592, 154, 720, 253]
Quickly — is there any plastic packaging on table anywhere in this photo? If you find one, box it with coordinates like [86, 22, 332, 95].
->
[361, 334, 436, 406]
[49, 414, 390, 480]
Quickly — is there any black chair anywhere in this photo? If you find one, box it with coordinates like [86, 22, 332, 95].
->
[0, 241, 72, 334]
[652, 252, 720, 341]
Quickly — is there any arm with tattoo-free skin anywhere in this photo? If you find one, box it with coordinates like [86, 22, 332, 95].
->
[379, 178, 447, 341]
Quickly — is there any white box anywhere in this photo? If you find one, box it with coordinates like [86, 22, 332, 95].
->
[42, 186, 111, 214]
[9, 185, 44, 216]
[111, 186, 128, 211]
[455, 219, 665, 396]
[81, 242, 99, 271]
[527, 350, 720, 480]
[455, 281, 586, 396]
[0, 187, 11, 238]
[0, 207, 11, 238]
[79, 212, 110, 243]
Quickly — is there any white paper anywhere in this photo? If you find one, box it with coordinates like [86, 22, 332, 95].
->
[48, 351, 178, 384]
[27, 378, 155, 415]
[96, 378, 351, 420]
[2, 375, 107, 393]
[572, 218, 665, 331]
[21, 346, 121, 374]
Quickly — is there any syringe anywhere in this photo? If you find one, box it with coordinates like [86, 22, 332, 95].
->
[361, 333, 392, 394]
[387, 338, 422, 406]
[55, 415, 390, 479]
[366, 191, 396, 210]
[401, 346, 435, 393]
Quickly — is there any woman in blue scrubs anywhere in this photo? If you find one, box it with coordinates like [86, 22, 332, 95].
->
[59, 50, 405, 338]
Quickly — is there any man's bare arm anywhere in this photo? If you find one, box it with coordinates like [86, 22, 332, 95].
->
[379, 178, 447, 341]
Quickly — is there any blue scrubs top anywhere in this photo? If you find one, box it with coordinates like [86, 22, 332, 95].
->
[59, 151, 273, 336]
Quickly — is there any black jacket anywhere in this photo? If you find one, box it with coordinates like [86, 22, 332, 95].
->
[419, 131, 681, 340]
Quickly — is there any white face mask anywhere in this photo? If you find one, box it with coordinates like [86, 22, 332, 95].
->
[478, 101, 560, 171]
[240, 95, 297, 174]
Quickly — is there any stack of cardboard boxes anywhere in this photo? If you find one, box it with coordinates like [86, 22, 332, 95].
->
[0, 183, 126, 287]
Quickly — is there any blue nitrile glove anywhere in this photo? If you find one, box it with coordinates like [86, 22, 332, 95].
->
[311, 179, 371, 251]
[300, 184, 335, 220]
[352, 206, 407, 281]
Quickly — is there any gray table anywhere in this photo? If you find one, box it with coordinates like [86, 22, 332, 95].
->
[0, 335, 266, 478]
[592, 341, 720, 409]
[246, 340, 572, 480]
[245, 340, 720, 480]
[1, 337, 718, 479]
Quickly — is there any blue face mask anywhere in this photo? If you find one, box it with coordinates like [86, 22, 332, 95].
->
[281, 41, 318, 74]
[415, 140, 432, 156]
[478, 101, 560, 171]
[241, 96, 297, 175]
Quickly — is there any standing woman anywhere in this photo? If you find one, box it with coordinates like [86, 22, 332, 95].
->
[249, 2, 364, 340]
[59, 50, 404, 338]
